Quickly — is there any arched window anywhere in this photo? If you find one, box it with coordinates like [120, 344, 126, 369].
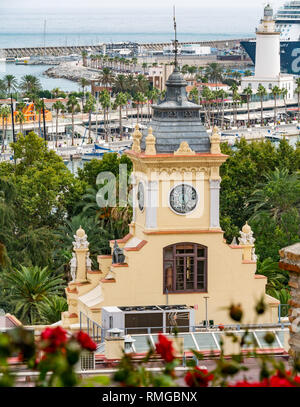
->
[163, 243, 207, 293]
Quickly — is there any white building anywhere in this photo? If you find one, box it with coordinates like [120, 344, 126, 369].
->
[180, 44, 211, 56]
[241, 5, 294, 100]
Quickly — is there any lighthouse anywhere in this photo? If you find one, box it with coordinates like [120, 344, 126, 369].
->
[241, 4, 294, 101]
[255, 4, 280, 78]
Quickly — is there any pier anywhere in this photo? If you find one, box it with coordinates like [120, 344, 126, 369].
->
[2, 38, 254, 58]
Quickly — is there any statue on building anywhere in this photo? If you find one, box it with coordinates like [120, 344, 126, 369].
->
[70, 253, 77, 282]
[238, 222, 255, 245]
[86, 252, 92, 271]
[251, 248, 258, 262]
[72, 226, 89, 250]
[112, 240, 125, 264]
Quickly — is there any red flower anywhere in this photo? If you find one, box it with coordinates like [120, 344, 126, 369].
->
[40, 326, 67, 353]
[76, 331, 97, 351]
[230, 380, 264, 387]
[185, 367, 214, 387]
[267, 371, 300, 387]
[155, 334, 175, 363]
[231, 371, 300, 387]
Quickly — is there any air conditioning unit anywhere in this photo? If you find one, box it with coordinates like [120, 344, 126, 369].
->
[102, 306, 125, 331]
[102, 305, 195, 335]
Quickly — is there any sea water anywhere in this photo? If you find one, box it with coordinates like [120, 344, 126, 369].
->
[0, 6, 259, 92]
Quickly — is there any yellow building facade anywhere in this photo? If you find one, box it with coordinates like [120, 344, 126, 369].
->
[62, 67, 279, 332]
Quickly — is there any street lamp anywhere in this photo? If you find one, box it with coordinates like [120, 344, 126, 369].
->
[204, 296, 210, 330]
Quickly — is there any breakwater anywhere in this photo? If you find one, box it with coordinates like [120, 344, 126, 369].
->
[2, 38, 253, 58]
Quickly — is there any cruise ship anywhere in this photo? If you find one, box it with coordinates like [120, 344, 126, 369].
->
[241, 1, 300, 75]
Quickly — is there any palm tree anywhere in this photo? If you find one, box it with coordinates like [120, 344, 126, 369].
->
[181, 64, 189, 75]
[257, 84, 267, 126]
[3, 74, 18, 96]
[99, 89, 111, 140]
[51, 87, 61, 98]
[243, 70, 253, 77]
[205, 63, 224, 83]
[271, 86, 281, 124]
[248, 168, 300, 223]
[201, 86, 213, 128]
[38, 295, 68, 324]
[232, 71, 242, 84]
[232, 91, 241, 127]
[114, 92, 128, 138]
[81, 50, 88, 67]
[52, 100, 65, 147]
[34, 98, 44, 137]
[0, 265, 65, 324]
[131, 57, 138, 72]
[281, 88, 288, 122]
[67, 95, 80, 146]
[189, 86, 199, 103]
[16, 111, 25, 135]
[135, 74, 149, 94]
[217, 89, 228, 130]
[142, 62, 148, 74]
[256, 258, 289, 301]
[79, 77, 90, 108]
[146, 88, 160, 120]
[133, 92, 145, 122]
[244, 86, 253, 127]
[230, 83, 238, 127]
[84, 94, 96, 144]
[0, 105, 10, 151]
[187, 65, 197, 76]
[20, 75, 42, 96]
[99, 67, 114, 90]
[113, 74, 129, 94]
[295, 78, 300, 123]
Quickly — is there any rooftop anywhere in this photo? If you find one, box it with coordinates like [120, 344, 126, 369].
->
[140, 67, 211, 154]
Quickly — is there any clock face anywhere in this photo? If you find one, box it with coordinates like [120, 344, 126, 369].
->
[169, 184, 198, 214]
[137, 182, 145, 211]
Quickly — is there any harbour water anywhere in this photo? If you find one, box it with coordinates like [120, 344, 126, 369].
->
[0, 7, 257, 49]
[0, 6, 260, 92]
[0, 61, 80, 93]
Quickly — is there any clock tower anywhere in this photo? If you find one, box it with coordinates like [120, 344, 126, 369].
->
[62, 67, 279, 330]
[127, 65, 226, 238]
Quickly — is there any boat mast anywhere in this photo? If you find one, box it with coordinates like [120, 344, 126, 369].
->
[43, 19, 47, 56]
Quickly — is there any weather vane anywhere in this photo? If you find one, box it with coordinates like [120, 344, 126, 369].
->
[173, 5, 178, 68]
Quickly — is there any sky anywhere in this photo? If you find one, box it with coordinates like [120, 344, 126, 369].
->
[0, 0, 285, 9]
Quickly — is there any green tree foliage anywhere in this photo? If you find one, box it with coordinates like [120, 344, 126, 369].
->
[220, 138, 300, 293]
[0, 266, 65, 324]
[38, 295, 68, 324]
[77, 152, 132, 187]
[54, 214, 112, 274]
[0, 132, 85, 270]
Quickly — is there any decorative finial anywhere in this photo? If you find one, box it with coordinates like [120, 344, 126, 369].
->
[174, 141, 195, 156]
[145, 127, 156, 155]
[238, 221, 256, 261]
[210, 126, 221, 154]
[132, 123, 142, 153]
[76, 226, 85, 238]
[242, 221, 251, 234]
